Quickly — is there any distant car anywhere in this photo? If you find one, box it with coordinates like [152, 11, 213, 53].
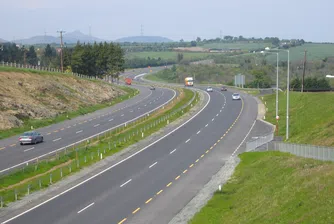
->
[232, 93, 241, 100]
[149, 86, 155, 90]
[206, 86, 213, 92]
[221, 86, 227, 91]
[19, 131, 43, 145]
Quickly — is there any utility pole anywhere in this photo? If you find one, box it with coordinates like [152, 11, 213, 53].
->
[301, 49, 307, 92]
[57, 30, 65, 73]
[220, 30, 222, 52]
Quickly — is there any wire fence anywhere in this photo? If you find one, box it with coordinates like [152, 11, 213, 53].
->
[0, 90, 200, 207]
[0, 61, 95, 80]
[246, 131, 334, 162]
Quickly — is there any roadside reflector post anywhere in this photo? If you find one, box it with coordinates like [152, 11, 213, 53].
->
[27, 184, 30, 195]
[142, 132, 144, 138]
[219, 184, 222, 191]
[100, 153, 103, 160]
[167, 120, 169, 125]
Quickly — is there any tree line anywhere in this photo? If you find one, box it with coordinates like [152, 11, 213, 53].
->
[0, 42, 125, 77]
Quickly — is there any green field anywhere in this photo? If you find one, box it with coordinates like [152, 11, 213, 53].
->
[201, 42, 269, 50]
[190, 151, 334, 224]
[265, 43, 334, 62]
[262, 91, 334, 146]
[125, 51, 214, 61]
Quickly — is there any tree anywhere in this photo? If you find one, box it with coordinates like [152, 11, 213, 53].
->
[26, 46, 38, 66]
[196, 37, 201, 42]
[190, 41, 197, 47]
[177, 53, 184, 63]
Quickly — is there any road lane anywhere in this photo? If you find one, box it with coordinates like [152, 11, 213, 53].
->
[0, 85, 176, 173]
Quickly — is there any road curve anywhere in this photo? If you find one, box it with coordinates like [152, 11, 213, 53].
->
[0, 84, 176, 173]
[0, 82, 258, 224]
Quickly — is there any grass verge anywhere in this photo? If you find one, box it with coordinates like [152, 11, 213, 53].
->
[189, 151, 334, 224]
[0, 88, 199, 206]
[0, 82, 137, 140]
[262, 91, 334, 146]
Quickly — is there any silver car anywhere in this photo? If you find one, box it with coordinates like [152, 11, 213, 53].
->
[232, 93, 241, 100]
[19, 131, 43, 145]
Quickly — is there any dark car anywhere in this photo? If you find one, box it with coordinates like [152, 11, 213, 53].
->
[19, 131, 43, 145]
[221, 86, 227, 91]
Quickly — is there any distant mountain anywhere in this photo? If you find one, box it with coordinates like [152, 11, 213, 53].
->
[0, 38, 8, 43]
[115, 36, 174, 43]
[14, 30, 105, 45]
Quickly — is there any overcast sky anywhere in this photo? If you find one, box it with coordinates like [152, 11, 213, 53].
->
[1, 0, 333, 42]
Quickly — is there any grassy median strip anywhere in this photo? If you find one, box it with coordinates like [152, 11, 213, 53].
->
[0, 88, 199, 206]
[189, 151, 334, 224]
[0, 85, 138, 140]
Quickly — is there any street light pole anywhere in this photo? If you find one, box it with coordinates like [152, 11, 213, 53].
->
[286, 49, 290, 140]
[276, 52, 279, 135]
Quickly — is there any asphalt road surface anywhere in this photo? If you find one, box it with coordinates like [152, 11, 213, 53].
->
[0, 84, 176, 173]
[1, 85, 258, 224]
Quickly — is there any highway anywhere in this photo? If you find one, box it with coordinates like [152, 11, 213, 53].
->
[1, 83, 258, 224]
[0, 84, 176, 173]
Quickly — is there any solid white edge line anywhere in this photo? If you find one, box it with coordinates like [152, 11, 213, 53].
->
[185, 139, 190, 143]
[1, 90, 210, 224]
[52, 138, 61, 142]
[23, 147, 34, 152]
[120, 179, 132, 188]
[77, 202, 95, 214]
[231, 120, 256, 157]
[76, 130, 83, 134]
[149, 162, 157, 168]
[170, 149, 177, 154]
[0, 88, 176, 174]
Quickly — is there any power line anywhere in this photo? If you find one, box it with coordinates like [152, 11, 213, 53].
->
[57, 30, 66, 73]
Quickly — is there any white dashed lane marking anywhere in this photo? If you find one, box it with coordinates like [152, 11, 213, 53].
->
[149, 162, 157, 168]
[94, 124, 100, 127]
[76, 130, 83, 134]
[53, 138, 61, 142]
[120, 179, 132, 188]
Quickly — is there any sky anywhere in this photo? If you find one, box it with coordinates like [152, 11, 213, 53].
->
[1, 0, 333, 42]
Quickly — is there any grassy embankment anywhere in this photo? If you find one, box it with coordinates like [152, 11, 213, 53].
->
[263, 91, 334, 146]
[0, 88, 198, 205]
[190, 151, 334, 224]
[0, 66, 138, 139]
[190, 91, 334, 223]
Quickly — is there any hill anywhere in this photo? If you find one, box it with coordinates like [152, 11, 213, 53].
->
[14, 30, 105, 45]
[115, 36, 174, 43]
[0, 38, 8, 43]
[0, 66, 127, 138]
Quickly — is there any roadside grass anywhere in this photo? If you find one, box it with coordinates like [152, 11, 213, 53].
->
[0, 66, 72, 77]
[0, 88, 198, 205]
[189, 151, 334, 224]
[262, 91, 334, 146]
[145, 74, 171, 83]
[0, 78, 137, 140]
